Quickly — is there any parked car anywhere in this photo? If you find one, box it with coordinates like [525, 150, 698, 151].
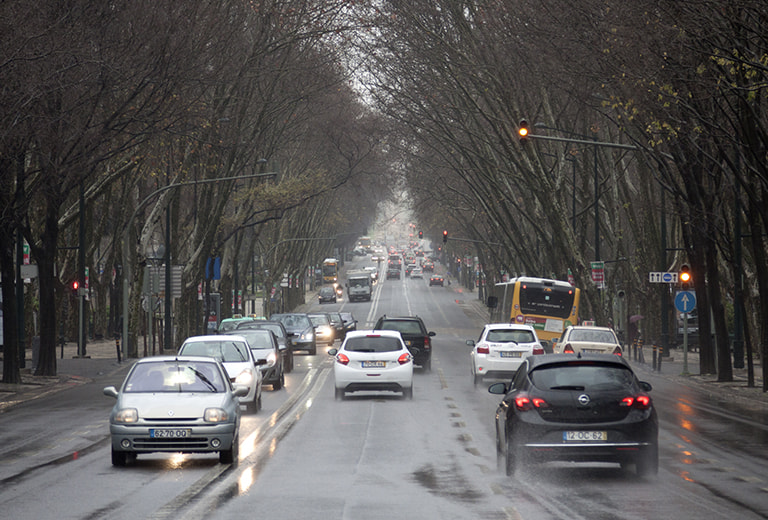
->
[271, 313, 317, 355]
[103, 356, 247, 466]
[318, 286, 337, 303]
[307, 313, 335, 346]
[224, 329, 284, 390]
[328, 330, 414, 400]
[429, 275, 444, 286]
[468, 323, 544, 385]
[236, 320, 295, 372]
[373, 315, 435, 371]
[555, 325, 623, 356]
[489, 354, 658, 477]
[177, 335, 264, 412]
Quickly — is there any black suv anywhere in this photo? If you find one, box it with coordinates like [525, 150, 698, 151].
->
[373, 315, 436, 370]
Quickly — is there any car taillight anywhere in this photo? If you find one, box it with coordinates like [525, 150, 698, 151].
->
[621, 395, 651, 409]
[477, 345, 490, 354]
[532, 345, 545, 355]
[563, 343, 574, 354]
[398, 352, 412, 365]
[613, 346, 623, 356]
[336, 353, 350, 365]
[514, 395, 548, 411]
[424, 336, 431, 350]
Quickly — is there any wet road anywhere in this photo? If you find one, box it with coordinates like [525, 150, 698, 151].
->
[1, 257, 767, 519]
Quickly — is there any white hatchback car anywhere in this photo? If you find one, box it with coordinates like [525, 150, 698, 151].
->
[328, 330, 414, 400]
[468, 323, 544, 385]
[178, 335, 264, 412]
[555, 325, 623, 356]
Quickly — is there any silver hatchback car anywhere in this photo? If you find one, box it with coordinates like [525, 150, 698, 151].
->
[103, 356, 248, 466]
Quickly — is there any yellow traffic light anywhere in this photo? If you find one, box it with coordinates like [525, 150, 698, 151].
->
[518, 119, 529, 140]
[680, 264, 691, 289]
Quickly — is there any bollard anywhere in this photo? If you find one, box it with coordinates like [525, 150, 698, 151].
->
[115, 335, 122, 363]
[652, 344, 657, 371]
[657, 345, 662, 371]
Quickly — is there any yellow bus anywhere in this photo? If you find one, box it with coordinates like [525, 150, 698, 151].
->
[490, 276, 580, 351]
[322, 258, 339, 284]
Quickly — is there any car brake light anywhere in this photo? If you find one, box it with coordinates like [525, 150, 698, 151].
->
[424, 336, 431, 349]
[514, 395, 548, 411]
[621, 395, 651, 409]
[563, 343, 574, 354]
[477, 345, 490, 354]
[532, 345, 545, 355]
[398, 352, 412, 365]
[612, 346, 623, 356]
[336, 353, 350, 365]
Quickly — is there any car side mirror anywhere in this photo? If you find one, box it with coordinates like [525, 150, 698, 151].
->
[428, 331, 436, 337]
[328, 348, 338, 356]
[103, 386, 119, 398]
[232, 384, 249, 397]
[488, 382, 508, 395]
[486, 296, 498, 308]
[466, 340, 475, 347]
[639, 381, 652, 392]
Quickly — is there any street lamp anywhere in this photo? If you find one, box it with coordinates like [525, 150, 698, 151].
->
[121, 171, 278, 358]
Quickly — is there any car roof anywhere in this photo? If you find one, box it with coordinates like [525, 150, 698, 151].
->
[182, 334, 248, 343]
[567, 325, 614, 332]
[484, 323, 536, 331]
[525, 353, 632, 369]
[135, 355, 219, 365]
[345, 330, 403, 339]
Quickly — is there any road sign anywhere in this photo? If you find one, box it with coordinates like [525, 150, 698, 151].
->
[674, 291, 696, 313]
[649, 271, 679, 283]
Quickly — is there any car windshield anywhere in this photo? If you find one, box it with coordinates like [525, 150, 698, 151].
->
[531, 363, 635, 391]
[379, 320, 422, 335]
[180, 339, 250, 362]
[231, 331, 274, 349]
[272, 314, 310, 329]
[569, 329, 617, 343]
[240, 323, 284, 338]
[309, 315, 330, 326]
[125, 361, 226, 393]
[486, 329, 536, 343]
[345, 336, 402, 353]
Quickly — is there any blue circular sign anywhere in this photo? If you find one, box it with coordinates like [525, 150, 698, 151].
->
[675, 291, 696, 313]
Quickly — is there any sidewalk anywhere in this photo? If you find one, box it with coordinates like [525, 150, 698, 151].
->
[0, 339, 127, 412]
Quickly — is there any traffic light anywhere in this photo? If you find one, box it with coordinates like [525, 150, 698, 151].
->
[518, 119, 530, 141]
[71, 280, 80, 296]
[679, 264, 691, 290]
[442, 230, 448, 243]
[418, 231, 423, 239]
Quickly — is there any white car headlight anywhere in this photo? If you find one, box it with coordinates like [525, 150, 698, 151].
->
[235, 369, 254, 386]
[115, 408, 138, 423]
[204, 408, 229, 422]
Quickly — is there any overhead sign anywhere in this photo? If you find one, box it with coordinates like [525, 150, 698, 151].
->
[675, 291, 696, 313]
[649, 271, 679, 283]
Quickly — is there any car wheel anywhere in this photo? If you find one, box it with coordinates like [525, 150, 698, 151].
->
[220, 435, 239, 465]
[403, 387, 413, 400]
[473, 372, 482, 386]
[285, 353, 293, 373]
[273, 370, 284, 390]
[310, 342, 317, 355]
[247, 393, 260, 413]
[636, 442, 659, 476]
[423, 357, 431, 371]
[111, 448, 128, 467]
[335, 387, 345, 400]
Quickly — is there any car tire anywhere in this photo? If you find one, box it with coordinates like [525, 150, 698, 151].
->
[247, 393, 260, 413]
[335, 387, 345, 400]
[310, 342, 317, 356]
[285, 353, 293, 373]
[220, 435, 239, 465]
[273, 370, 284, 390]
[473, 372, 482, 386]
[403, 387, 413, 400]
[111, 448, 128, 467]
[423, 357, 432, 372]
[636, 443, 659, 476]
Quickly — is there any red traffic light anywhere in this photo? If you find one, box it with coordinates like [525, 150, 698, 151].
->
[442, 230, 448, 243]
[72, 281, 79, 290]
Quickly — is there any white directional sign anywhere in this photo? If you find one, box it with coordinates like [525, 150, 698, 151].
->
[649, 271, 679, 283]
[675, 291, 696, 313]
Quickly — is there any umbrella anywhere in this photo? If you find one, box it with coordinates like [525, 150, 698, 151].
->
[629, 314, 644, 323]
